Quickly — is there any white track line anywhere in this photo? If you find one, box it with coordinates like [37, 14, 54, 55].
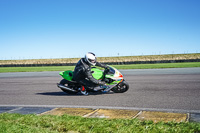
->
[1, 105, 200, 114]
[5, 107, 23, 113]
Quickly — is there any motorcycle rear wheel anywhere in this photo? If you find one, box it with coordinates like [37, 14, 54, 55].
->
[59, 79, 78, 94]
[111, 80, 129, 93]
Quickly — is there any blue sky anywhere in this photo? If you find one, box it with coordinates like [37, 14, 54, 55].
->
[0, 0, 200, 60]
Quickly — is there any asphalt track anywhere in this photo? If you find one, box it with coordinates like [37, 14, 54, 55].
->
[0, 68, 200, 114]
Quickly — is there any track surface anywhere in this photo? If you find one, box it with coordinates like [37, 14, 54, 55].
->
[0, 68, 200, 112]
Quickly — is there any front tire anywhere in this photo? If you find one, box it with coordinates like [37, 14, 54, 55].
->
[59, 79, 78, 94]
[111, 80, 129, 93]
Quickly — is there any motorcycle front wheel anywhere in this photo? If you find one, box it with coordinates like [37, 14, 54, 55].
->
[111, 80, 129, 93]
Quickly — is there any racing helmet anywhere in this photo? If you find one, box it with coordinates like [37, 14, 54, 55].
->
[85, 52, 97, 66]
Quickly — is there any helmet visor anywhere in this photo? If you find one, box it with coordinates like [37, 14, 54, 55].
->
[88, 58, 96, 63]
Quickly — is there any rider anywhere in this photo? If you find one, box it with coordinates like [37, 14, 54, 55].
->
[73, 52, 109, 95]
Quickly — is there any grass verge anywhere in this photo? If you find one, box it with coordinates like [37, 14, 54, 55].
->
[0, 62, 200, 73]
[0, 113, 200, 133]
[112, 62, 200, 69]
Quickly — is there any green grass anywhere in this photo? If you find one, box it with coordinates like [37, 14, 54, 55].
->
[113, 62, 200, 69]
[0, 62, 200, 73]
[0, 66, 75, 73]
[0, 113, 200, 133]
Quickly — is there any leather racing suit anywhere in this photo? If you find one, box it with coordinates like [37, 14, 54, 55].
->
[73, 58, 107, 89]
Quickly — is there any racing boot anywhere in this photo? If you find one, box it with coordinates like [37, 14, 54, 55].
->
[79, 86, 88, 96]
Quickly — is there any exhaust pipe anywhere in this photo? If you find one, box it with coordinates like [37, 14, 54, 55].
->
[57, 83, 77, 92]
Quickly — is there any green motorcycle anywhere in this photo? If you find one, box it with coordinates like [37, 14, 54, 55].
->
[57, 66, 129, 95]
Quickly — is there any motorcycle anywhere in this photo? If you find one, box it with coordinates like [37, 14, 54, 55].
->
[57, 66, 129, 95]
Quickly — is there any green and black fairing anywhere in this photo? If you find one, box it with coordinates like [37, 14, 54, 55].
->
[59, 67, 104, 81]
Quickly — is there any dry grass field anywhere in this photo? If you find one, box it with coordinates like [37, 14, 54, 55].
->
[0, 53, 200, 66]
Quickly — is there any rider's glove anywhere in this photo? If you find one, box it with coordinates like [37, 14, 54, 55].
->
[104, 66, 110, 73]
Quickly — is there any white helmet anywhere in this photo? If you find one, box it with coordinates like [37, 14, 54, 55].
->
[85, 52, 97, 66]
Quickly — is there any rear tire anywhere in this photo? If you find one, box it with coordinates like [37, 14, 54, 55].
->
[59, 79, 78, 94]
[111, 80, 129, 93]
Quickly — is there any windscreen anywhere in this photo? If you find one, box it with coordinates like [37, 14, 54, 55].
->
[107, 67, 115, 75]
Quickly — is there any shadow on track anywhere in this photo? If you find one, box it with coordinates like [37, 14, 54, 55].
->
[36, 91, 114, 96]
